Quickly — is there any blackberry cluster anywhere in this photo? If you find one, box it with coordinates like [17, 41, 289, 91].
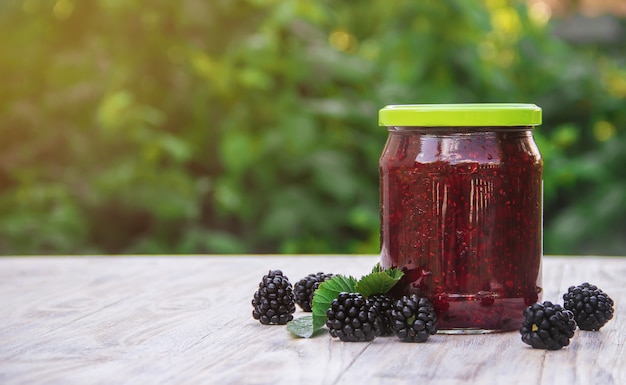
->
[369, 294, 395, 336]
[294, 272, 334, 312]
[391, 294, 438, 342]
[252, 270, 296, 325]
[563, 282, 614, 331]
[326, 292, 382, 342]
[520, 301, 576, 350]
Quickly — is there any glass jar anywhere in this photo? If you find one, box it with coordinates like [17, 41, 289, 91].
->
[378, 104, 543, 333]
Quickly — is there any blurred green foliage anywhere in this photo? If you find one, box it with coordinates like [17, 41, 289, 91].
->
[0, 0, 624, 255]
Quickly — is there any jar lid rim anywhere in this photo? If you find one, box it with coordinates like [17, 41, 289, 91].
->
[379, 103, 542, 127]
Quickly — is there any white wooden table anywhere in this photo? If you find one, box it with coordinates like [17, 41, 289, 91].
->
[0, 255, 623, 385]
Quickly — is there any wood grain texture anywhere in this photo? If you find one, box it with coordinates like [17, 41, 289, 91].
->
[0, 255, 624, 385]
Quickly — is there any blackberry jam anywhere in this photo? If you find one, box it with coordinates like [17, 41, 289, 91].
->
[378, 104, 543, 333]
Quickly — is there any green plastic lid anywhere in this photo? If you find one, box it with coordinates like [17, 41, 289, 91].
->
[378, 103, 542, 127]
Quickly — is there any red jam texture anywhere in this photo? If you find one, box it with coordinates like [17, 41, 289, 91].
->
[379, 128, 543, 331]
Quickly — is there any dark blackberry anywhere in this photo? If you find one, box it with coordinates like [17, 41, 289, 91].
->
[326, 292, 382, 342]
[563, 282, 614, 331]
[391, 294, 437, 342]
[294, 272, 334, 312]
[520, 301, 576, 350]
[252, 270, 296, 325]
[369, 294, 395, 336]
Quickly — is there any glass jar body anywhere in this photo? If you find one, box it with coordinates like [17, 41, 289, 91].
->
[379, 126, 543, 333]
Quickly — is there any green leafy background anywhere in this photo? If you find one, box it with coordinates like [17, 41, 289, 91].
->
[0, 0, 624, 255]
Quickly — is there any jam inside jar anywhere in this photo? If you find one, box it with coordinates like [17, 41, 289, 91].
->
[378, 104, 543, 333]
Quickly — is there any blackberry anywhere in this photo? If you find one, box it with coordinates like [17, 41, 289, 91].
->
[391, 294, 437, 342]
[369, 294, 395, 336]
[563, 282, 614, 331]
[520, 301, 576, 350]
[252, 270, 296, 325]
[326, 292, 382, 342]
[294, 272, 334, 312]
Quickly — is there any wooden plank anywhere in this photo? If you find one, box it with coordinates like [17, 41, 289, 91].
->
[0, 255, 623, 385]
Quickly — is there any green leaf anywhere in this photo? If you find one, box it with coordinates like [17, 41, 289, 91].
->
[385, 267, 404, 281]
[311, 275, 357, 331]
[286, 316, 328, 338]
[287, 316, 314, 338]
[355, 268, 404, 298]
